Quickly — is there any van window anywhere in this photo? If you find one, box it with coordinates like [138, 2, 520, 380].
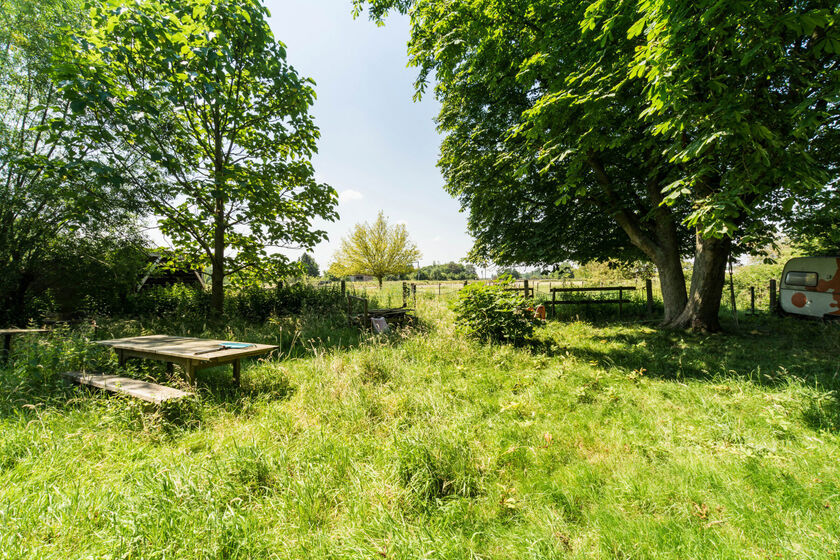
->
[785, 271, 818, 287]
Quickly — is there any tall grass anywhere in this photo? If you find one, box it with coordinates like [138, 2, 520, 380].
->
[1, 297, 839, 558]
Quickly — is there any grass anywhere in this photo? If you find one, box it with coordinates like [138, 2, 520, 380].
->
[1, 296, 839, 559]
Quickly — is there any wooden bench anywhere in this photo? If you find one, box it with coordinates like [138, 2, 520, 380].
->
[550, 286, 636, 318]
[62, 371, 193, 404]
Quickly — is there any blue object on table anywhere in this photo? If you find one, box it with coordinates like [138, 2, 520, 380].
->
[220, 342, 254, 349]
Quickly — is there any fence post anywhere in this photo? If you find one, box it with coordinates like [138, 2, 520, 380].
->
[439, 283, 441, 297]
[750, 287, 755, 315]
[402, 281, 408, 307]
[347, 296, 352, 326]
[618, 287, 623, 318]
[524, 279, 530, 298]
[552, 289, 556, 318]
[769, 279, 777, 312]
[645, 279, 654, 315]
[363, 297, 369, 331]
[341, 280, 346, 296]
[412, 283, 417, 307]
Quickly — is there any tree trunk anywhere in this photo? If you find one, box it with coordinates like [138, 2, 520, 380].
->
[377, 276, 383, 289]
[210, 198, 225, 316]
[586, 153, 689, 323]
[666, 233, 731, 332]
[654, 252, 687, 325]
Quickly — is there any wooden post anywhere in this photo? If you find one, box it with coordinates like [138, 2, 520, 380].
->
[645, 279, 654, 315]
[412, 283, 417, 307]
[552, 289, 556, 318]
[341, 280, 346, 296]
[618, 287, 623, 318]
[439, 283, 442, 297]
[750, 287, 756, 315]
[1, 333, 10, 364]
[402, 282, 408, 307]
[363, 298, 369, 331]
[464, 280, 468, 287]
[524, 279, 529, 298]
[769, 279, 777, 312]
[232, 359, 241, 386]
[347, 296, 352, 326]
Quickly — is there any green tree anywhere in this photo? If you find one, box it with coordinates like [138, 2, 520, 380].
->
[297, 253, 320, 277]
[0, 0, 139, 325]
[66, 0, 338, 314]
[329, 211, 421, 287]
[354, 0, 840, 331]
[786, 187, 840, 256]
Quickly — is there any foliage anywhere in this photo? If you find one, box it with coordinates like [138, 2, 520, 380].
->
[354, 0, 840, 330]
[297, 253, 320, 278]
[414, 261, 477, 281]
[493, 268, 521, 280]
[329, 211, 421, 287]
[0, 0, 140, 326]
[33, 230, 149, 318]
[786, 186, 840, 256]
[65, 0, 338, 313]
[126, 282, 345, 323]
[450, 281, 540, 343]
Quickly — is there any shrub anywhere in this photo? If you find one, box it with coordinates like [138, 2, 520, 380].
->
[450, 282, 541, 344]
[126, 282, 346, 322]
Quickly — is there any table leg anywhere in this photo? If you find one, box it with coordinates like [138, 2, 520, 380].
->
[118, 349, 126, 368]
[185, 361, 196, 385]
[232, 359, 241, 386]
[166, 362, 174, 375]
[2, 334, 11, 364]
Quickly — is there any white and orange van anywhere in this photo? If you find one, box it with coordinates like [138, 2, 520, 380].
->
[779, 257, 840, 318]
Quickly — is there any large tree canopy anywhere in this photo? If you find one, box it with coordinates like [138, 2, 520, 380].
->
[0, 0, 139, 325]
[355, 0, 840, 330]
[65, 0, 338, 314]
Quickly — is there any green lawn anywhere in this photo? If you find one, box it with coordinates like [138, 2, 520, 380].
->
[1, 301, 839, 559]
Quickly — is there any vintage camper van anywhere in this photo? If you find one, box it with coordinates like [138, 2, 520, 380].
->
[779, 256, 840, 318]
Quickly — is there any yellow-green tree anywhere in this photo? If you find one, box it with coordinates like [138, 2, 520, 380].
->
[329, 211, 421, 287]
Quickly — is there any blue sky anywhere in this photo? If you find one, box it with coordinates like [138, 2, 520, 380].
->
[264, 0, 474, 271]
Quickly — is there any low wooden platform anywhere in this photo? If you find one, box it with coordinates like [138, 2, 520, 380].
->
[62, 371, 193, 404]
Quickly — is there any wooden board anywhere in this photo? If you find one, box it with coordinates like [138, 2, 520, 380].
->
[62, 371, 193, 403]
[95, 335, 277, 363]
[0, 329, 50, 335]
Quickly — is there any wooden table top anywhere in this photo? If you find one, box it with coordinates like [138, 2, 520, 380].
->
[0, 328, 50, 335]
[95, 335, 278, 363]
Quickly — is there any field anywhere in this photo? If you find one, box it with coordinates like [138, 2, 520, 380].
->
[2, 284, 839, 559]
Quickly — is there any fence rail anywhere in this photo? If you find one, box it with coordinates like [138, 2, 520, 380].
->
[325, 276, 781, 319]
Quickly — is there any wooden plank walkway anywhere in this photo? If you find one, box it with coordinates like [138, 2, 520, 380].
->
[62, 371, 193, 404]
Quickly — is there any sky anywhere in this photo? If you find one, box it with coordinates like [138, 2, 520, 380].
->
[262, 0, 474, 271]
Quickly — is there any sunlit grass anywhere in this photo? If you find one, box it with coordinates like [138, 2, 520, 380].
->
[1, 298, 839, 558]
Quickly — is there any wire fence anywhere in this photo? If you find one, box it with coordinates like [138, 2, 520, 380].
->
[315, 274, 782, 321]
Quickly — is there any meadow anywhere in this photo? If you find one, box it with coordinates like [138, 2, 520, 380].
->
[1, 280, 839, 559]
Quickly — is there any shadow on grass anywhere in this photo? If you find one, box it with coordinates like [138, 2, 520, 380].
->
[542, 313, 839, 388]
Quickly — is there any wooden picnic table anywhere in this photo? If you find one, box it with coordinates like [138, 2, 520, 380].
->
[1, 328, 50, 364]
[95, 335, 277, 385]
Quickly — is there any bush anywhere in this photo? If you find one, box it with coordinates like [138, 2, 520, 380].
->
[450, 282, 541, 344]
[126, 282, 346, 322]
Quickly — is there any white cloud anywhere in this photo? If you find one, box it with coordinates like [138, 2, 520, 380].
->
[338, 189, 364, 203]
[433, 235, 442, 242]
